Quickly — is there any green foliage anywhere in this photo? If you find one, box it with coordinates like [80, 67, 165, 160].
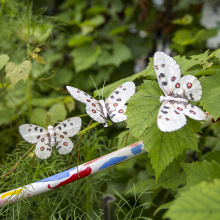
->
[165, 179, 220, 220]
[0, 0, 220, 219]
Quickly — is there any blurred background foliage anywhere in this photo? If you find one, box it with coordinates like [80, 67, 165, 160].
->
[0, 0, 220, 219]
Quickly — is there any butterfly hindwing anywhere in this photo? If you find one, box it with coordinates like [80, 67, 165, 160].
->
[56, 137, 73, 155]
[173, 75, 203, 101]
[86, 101, 106, 124]
[182, 103, 206, 120]
[19, 124, 48, 144]
[154, 51, 181, 95]
[105, 82, 136, 123]
[55, 117, 82, 137]
[35, 138, 52, 159]
[157, 101, 187, 132]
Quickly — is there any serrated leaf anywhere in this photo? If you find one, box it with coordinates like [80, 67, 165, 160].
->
[202, 151, 220, 164]
[142, 121, 199, 179]
[116, 130, 138, 149]
[5, 60, 32, 86]
[126, 80, 161, 138]
[72, 43, 101, 72]
[181, 160, 220, 191]
[199, 73, 220, 120]
[174, 50, 209, 74]
[164, 179, 220, 220]
[0, 54, 10, 70]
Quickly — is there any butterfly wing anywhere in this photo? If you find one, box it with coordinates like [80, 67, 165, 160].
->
[66, 86, 96, 104]
[19, 124, 48, 144]
[35, 139, 52, 159]
[154, 52, 181, 95]
[86, 101, 107, 124]
[66, 86, 106, 124]
[105, 82, 136, 123]
[157, 101, 187, 132]
[182, 104, 206, 120]
[54, 117, 82, 137]
[56, 137, 73, 155]
[173, 75, 203, 101]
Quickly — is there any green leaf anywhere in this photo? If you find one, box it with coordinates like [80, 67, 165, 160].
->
[97, 42, 132, 67]
[174, 50, 209, 74]
[172, 14, 193, 25]
[116, 130, 138, 149]
[30, 108, 47, 127]
[202, 151, 220, 164]
[48, 103, 67, 123]
[31, 97, 65, 107]
[126, 80, 201, 178]
[126, 80, 161, 138]
[0, 54, 10, 70]
[72, 43, 101, 72]
[5, 60, 32, 86]
[199, 73, 220, 120]
[94, 68, 147, 98]
[0, 106, 15, 125]
[164, 179, 220, 220]
[181, 160, 220, 191]
[127, 156, 185, 193]
[68, 35, 92, 47]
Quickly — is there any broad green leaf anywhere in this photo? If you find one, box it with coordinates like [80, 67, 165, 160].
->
[94, 68, 147, 98]
[202, 151, 220, 164]
[155, 201, 173, 215]
[126, 80, 161, 138]
[97, 42, 132, 67]
[72, 43, 101, 72]
[5, 60, 32, 86]
[48, 103, 67, 123]
[165, 179, 220, 220]
[200, 73, 220, 120]
[181, 160, 220, 191]
[142, 120, 199, 179]
[174, 50, 209, 74]
[30, 108, 47, 127]
[0, 54, 9, 70]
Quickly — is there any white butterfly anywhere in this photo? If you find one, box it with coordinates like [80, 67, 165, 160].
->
[154, 51, 206, 132]
[66, 82, 136, 127]
[19, 117, 82, 159]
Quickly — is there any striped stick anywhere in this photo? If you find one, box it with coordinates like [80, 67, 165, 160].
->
[0, 141, 145, 206]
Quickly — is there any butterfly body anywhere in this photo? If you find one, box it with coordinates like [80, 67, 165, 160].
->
[19, 117, 82, 159]
[154, 51, 206, 132]
[66, 82, 136, 127]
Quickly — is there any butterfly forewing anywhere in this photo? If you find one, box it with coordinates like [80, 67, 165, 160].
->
[35, 139, 52, 159]
[66, 86, 95, 105]
[54, 117, 82, 137]
[154, 51, 181, 95]
[105, 82, 136, 123]
[173, 75, 202, 101]
[19, 124, 48, 144]
[56, 137, 73, 155]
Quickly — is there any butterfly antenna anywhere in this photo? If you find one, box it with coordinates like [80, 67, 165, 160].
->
[90, 75, 100, 99]
[102, 79, 106, 100]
